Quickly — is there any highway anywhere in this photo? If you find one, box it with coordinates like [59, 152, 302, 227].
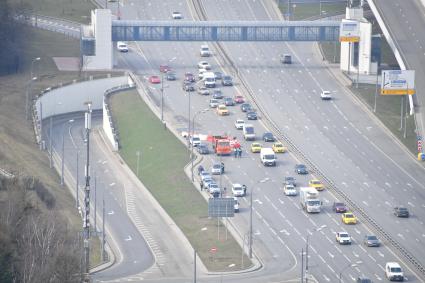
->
[108, 0, 425, 282]
[370, 0, 425, 151]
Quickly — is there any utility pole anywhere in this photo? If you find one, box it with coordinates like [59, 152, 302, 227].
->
[49, 116, 53, 168]
[83, 102, 92, 281]
[102, 192, 106, 261]
[94, 174, 97, 232]
[305, 235, 309, 283]
[76, 152, 79, 208]
[193, 249, 197, 283]
[249, 187, 253, 258]
[161, 73, 164, 122]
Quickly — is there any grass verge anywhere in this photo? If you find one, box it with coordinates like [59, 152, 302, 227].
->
[279, 2, 346, 20]
[349, 84, 417, 153]
[110, 90, 252, 271]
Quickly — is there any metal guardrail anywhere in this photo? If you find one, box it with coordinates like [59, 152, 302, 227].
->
[193, 0, 425, 280]
[0, 168, 15, 179]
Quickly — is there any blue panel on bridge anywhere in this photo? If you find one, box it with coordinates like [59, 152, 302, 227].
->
[111, 20, 340, 42]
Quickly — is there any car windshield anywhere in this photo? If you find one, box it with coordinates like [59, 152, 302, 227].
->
[245, 128, 254, 134]
[213, 164, 221, 169]
[345, 214, 354, 218]
[298, 165, 306, 169]
[224, 76, 231, 80]
[308, 200, 321, 206]
[218, 141, 229, 147]
[275, 144, 283, 147]
[367, 236, 377, 240]
[340, 233, 349, 238]
[192, 137, 200, 141]
[391, 267, 402, 272]
[398, 207, 408, 211]
[335, 202, 344, 207]
[264, 154, 275, 160]
[311, 180, 320, 185]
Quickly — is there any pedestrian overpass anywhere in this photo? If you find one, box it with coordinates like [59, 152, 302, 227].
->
[82, 8, 375, 76]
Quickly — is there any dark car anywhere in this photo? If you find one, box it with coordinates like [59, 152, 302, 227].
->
[166, 71, 176, 81]
[224, 97, 234, 106]
[182, 81, 195, 91]
[197, 165, 205, 175]
[333, 202, 347, 213]
[184, 72, 195, 82]
[222, 75, 233, 86]
[394, 206, 409, 218]
[295, 164, 308, 174]
[246, 111, 257, 120]
[356, 278, 372, 283]
[240, 103, 252, 112]
[212, 89, 223, 99]
[262, 132, 275, 142]
[214, 71, 222, 80]
[284, 176, 296, 187]
[197, 144, 209, 155]
[363, 235, 380, 247]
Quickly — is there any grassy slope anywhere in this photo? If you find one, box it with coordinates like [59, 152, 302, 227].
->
[110, 90, 251, 271]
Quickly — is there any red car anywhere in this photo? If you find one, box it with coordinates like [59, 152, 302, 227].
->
[234, 95, 244, 104]
[159, 64, 170, 73]
[149, 75, 161, 84]
[184, 72, 195, 82]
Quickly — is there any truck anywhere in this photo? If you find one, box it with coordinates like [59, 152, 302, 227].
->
[299, 187, 321, 213]
[209, 135, 232, 156]
[260, 148, 276, 166]
[243, 124, 255, 141]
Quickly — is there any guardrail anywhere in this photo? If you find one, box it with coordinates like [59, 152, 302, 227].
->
[193, 0, 425, 280]
[0, 168, 15, 179]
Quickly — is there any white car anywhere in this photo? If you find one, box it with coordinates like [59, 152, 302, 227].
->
[198, 61, 211, 70]
[233, 197, 240, 212]
[116, 41, 128, 52]
[385, 262, 404, 281]
[209, 99, 220, 108]
[211, 163, 224, 175]
[232, 183, 245, 197]
[189, 135, 201, 147]
[336, 232, 352, 245]
[198, 69, 207, 80]
[172, 11, 182, 19]
[283, 184, 297, 196]
[208, 183, 220, 194]
[235, 119, 245, 130]
[320, 90, 332, 100]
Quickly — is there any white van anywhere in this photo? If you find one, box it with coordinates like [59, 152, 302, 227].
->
[243, 124, 255, 141]
[203, 72, 216, 88]
[260, 148, 276, 166]
[116, 41, 128, 52]
[385, 262, 404, 281]
[200, 45, 211, 57]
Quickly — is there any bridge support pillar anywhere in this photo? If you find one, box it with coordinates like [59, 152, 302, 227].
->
[83, 9, 113, 70]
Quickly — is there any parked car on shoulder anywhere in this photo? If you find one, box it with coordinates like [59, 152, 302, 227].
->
[211, 163, 224, 175]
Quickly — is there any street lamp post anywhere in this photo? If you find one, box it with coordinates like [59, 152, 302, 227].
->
[339, 261, 363, 283]
[136, 150, 141, 177]
[61, 119, 74, 186]
[305, 225, 327, 283]
[187, 87, 192, 151]
[26, 76, 37, 120]
[191, 108, 209, 181]
[249, 177, 269, 259]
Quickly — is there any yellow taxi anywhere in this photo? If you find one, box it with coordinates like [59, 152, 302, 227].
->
[308, 179, 325, 191]
[217, 104, 229, 116]
[342, 212, 357, 224]
[272, 142, 287, 153]
[250, 142, 262, 153]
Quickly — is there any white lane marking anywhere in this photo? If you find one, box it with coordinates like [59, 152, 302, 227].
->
[328, 251, 334, 258]
[108, 210, 114, 215]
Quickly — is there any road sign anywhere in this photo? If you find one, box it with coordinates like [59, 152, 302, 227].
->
[210, 247, 217, 253]
[381, 70, 415, 95]
[339, 20, 360, 42]
[208, 198, 235, 218]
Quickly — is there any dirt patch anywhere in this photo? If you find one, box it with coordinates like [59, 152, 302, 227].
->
[53, 57, 81, 71]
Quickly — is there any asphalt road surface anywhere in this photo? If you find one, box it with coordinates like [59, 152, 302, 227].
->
[96, 1, 424, 283]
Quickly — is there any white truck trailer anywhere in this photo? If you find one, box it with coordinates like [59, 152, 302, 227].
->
[300, 187, 321, 213]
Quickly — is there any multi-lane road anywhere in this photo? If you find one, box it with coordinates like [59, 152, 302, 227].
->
[48, 0, 425, 282]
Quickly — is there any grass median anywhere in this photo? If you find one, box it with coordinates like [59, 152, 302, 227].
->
[110, 90, 252, 271]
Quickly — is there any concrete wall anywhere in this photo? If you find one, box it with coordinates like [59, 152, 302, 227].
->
[83, 9, 113, 70]
[33, 76, 132, 149]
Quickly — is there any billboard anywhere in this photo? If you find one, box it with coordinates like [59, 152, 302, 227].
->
[339, 20, 360, 42]
[381, 70, 415, 95]
[208, 198, 234, 218]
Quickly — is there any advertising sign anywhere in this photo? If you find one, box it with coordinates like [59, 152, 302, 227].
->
[339, 20, 360, 42]
[381, 70, 415, 95]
